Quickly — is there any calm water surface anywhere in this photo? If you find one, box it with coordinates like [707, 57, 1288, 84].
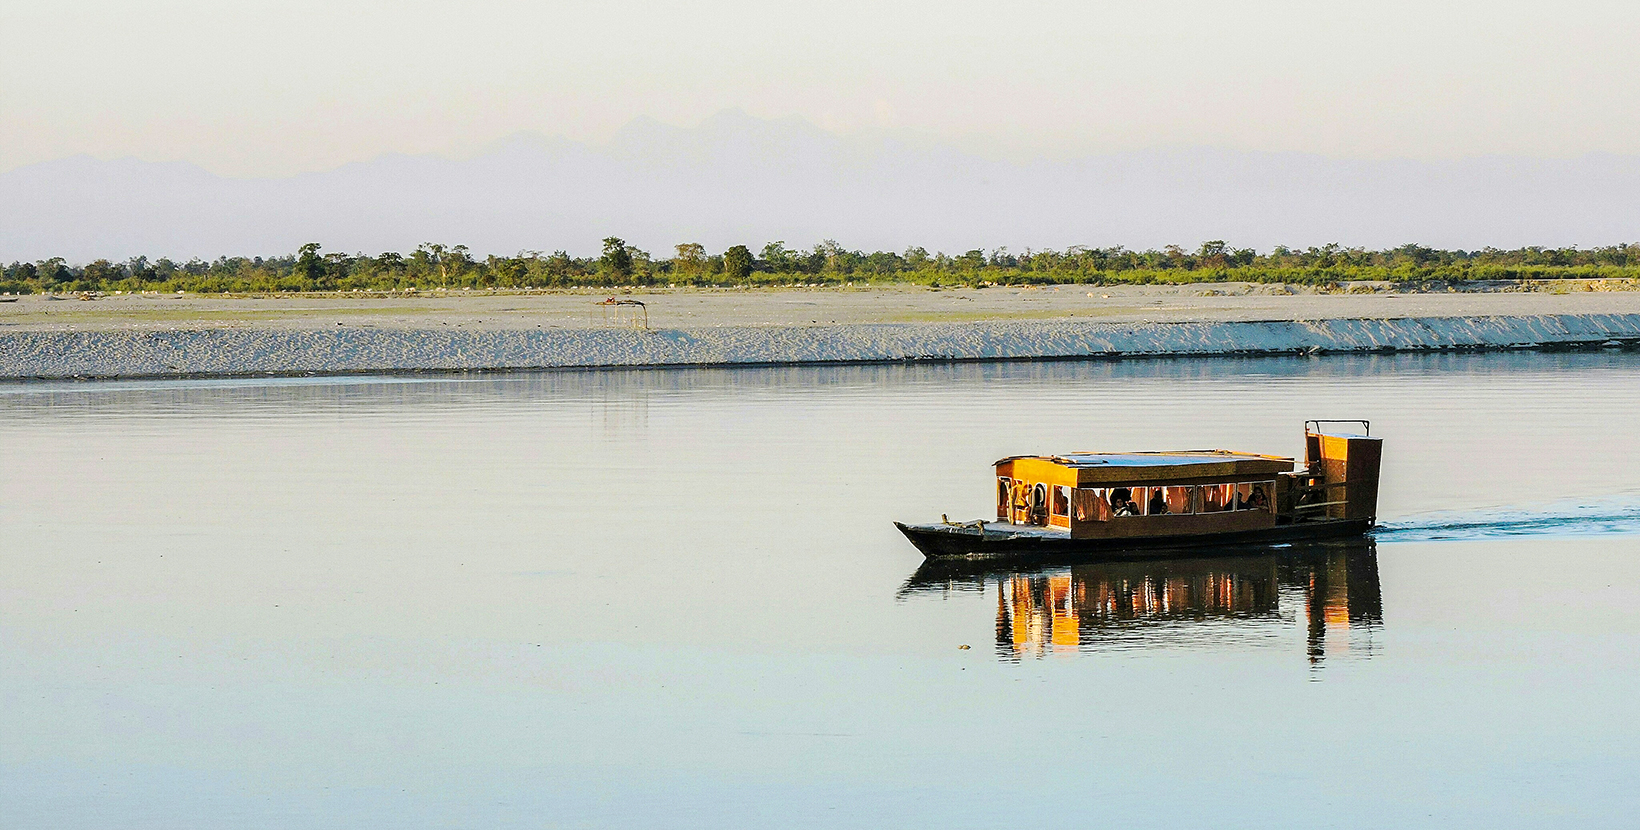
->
[4, 353, 1640, 828]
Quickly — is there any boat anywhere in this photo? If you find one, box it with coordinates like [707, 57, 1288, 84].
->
[895, 420, 1382, 560]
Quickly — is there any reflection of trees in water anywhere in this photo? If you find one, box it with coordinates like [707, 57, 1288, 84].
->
[903, 540, 1382, 664]
[3, 351, 1575, 426]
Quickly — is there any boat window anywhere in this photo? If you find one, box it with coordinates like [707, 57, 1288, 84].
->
[997, 477, 1012, 518]
[1072, 488, 1110, 522]
[1162, 485, 1195, 514]
[1052, 485, 1070, 517]
[1107, 486, 1141, 517]
[1138, 486, 1168, 516]
[1235, 480, 1274, 512]
[1203, 483, 1233, 512]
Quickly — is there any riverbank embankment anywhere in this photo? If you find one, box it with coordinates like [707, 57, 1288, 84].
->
[4, 314, 1639, 380]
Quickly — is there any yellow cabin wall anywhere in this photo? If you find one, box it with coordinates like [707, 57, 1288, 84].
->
[1001, 458, 1080, 488]
[995, 459, 1080, 526]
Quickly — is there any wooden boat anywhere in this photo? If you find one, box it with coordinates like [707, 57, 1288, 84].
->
[895, 420, 1382, 560]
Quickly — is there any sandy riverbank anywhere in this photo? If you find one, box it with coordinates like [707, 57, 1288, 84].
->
[3, 315, 1638, 381]
[3, 284, 1639, 379]
[5, 282, 1640, 333]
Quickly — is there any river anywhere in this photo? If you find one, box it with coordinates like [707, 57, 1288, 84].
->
[4, 352, 1639, 828]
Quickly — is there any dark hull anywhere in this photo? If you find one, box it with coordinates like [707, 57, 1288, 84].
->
[895, 518, 1373, 562]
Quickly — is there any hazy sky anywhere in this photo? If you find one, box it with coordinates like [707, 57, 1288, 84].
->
[4, 0, 1638, 177]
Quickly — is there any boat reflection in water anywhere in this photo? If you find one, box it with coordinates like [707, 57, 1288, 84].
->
[900, 539, 1383, 664]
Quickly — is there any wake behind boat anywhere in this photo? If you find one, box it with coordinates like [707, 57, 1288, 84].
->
[896, 420, 1382, 561]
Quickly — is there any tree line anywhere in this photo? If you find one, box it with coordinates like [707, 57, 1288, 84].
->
[4, 239, 1638, 294]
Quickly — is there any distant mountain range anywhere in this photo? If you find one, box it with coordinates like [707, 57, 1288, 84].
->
[4, 110, 1637, 262]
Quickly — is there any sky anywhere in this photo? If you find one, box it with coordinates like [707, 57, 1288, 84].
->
[4, 0, 1639, 178]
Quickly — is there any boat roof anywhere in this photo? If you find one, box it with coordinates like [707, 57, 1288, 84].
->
[995, 449, 1296, 484]
[996, 450, 1294, 468]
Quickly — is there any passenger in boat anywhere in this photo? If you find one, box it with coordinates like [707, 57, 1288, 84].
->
[1247, 485, 1270, 511]
[1110, 488, 1140, 517]
[1148, 489, 1169, 515]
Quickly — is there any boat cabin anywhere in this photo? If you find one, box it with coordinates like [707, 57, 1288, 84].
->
[994, 423, 1382, 540]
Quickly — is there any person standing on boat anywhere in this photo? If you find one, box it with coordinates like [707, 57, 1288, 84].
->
[1148, 489, 1169, 515]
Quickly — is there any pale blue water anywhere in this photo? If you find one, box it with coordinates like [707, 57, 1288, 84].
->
[3, 352, 1640, 828]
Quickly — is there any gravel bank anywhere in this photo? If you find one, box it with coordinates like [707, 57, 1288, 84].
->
[4, 314, 1639, 379]
[6, 282, 1640, 332]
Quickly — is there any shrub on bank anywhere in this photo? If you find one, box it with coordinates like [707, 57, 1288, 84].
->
[5, 241, 1639, 294]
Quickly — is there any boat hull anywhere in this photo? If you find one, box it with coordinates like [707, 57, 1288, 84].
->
[894, 518, 1373, 561]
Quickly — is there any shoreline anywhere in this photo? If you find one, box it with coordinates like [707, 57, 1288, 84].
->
[5, 313, 1639, 381]
[6, 281, 1640, 332]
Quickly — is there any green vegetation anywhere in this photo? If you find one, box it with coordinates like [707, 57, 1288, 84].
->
[3, 241, 1638, 294]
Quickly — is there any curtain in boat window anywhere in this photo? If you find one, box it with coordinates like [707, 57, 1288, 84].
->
[1203, 484, 1233, 512]
[1164, 486, 1194, 514]
[1072, 488, 1110, 522]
